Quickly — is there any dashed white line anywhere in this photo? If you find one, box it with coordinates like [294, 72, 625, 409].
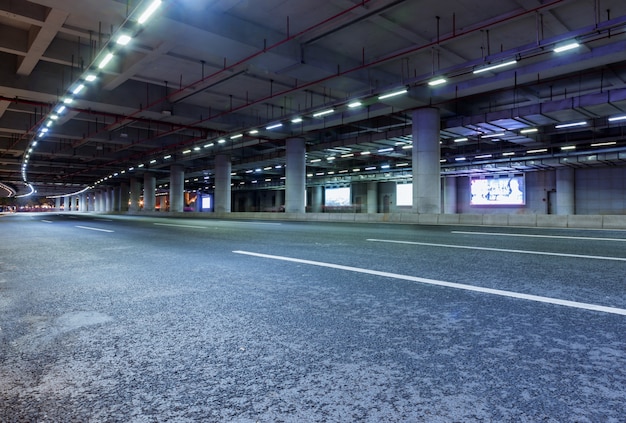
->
[76, 225, 114, 233]
[154, 222, 206, 229]
[452, 230, 626, 242]
[41, 220, 53, 223]
[233, 250, 626, 316]
[366, 238, 626, 262]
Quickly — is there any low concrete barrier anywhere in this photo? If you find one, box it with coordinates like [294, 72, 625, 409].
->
[120, 210, 626, 230]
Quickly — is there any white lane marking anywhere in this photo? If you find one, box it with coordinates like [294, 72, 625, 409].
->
[366, 238, 626, 262]
[233, 250, 626, 316]
[153, 222, 206, 229]
[96, 218, 113, 222]
[452, 230, 626, 242]
[41, 220, 53, 223]
[76, 225, 114, 233]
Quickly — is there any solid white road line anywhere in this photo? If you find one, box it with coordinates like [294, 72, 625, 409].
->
[366, 238, 626, 262]
[41, 220, 52, 223]
[452, 230, 626, 242]
[75, 225, 114, 233]
[233, 250, 626, 316]
[153, 222, 206, 229]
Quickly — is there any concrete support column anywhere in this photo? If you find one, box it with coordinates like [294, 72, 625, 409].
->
[170, 165, 185, 213]
[311, 186, 323, 213]
[143, 173, 156, 212]
[55, 197, 61, 212]
[276, 190, 284, 211]
[129, 178, 141, 212]
[87, 193, 93, 212]
[104, 189, 111, 212]
[64, 196, 71, 211]
[120, 183, 129, 212]
[79, 194, 85, 212]
[443, 176, 458, 214]
[111, 187, 120, 212]
[367, 182, 378, 213]
[412, 108, 441, 214]
[94, 191, 100, 212]
[215, 155, 231, 213]
[556, 167, 575, 215]
[285, 137, 306, 213]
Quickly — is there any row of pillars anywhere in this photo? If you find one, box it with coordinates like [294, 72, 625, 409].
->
[53, 108, 577, 215]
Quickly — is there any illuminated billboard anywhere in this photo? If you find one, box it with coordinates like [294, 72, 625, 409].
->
[470, 175, 525, 206]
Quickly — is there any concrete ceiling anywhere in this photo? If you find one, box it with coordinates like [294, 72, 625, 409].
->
[2, 0, 626, 197]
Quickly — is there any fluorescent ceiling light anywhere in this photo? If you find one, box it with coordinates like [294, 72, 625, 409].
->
[502, 152, 515, 156]
[230, 134, 243, 139]
[41, 127, 49, 133]
[193, 147, 201, 151]
[520, 128, 538, 134]
[85, 74, 97, 82]
[310, 158, 321, 163]
[608, 115, 626, 122]
[555, 121, 587, 129]
[138, 164, 145, 168]
[402, 145, 412, 149]
[341, 153, 354, 158]
[378, 89, 408, 100]
[348, 101, 362, 108]
[249, 129, 259, 134]
[378, 147, 394, 153]
[455, 157, 467, 161]
[475, 154, 493, 159]
[365, 166, 377, 171]
[360, 151, 371, 155]
[313, 109, 334, 118]
[396, 162, 409, 167]
[266, 123, 282, 130]
[454, 137, 468, 142]
[98, 53, 114, 69]
[72, 84, 85, 95]
[380, 164, 390, 169]
[63, 97, 73, 104]
[326, 157, 336, 161]
[428, 77, 447, 86]
[182, 150, 191, 154]
[149, 159, 157, 164]
[554, 42, 580, 53]
[561, 145, 576, 151]
[56, 105, 66, 113]
[473, 60, 517, 74]
[291, 117, 303, 123]
[527, 148, 548, 154]
[218, 139, 226, 144]
[591, 141, 617, 147]
[116, 34, 132, 46]
[138, 0, 162, 24]
[164, 155, 172, 159]
[204, 143, 214, 148]
[481, 132, 505, 138]
[46, 120, 53, 127]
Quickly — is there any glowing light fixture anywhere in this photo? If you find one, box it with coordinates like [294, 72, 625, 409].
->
[348, 101, 362, 108]
[591, 141, 617, 147]
[138, 0, 162, 24]
[291, 117, 303, 123]
[554, 42, 580, 53]
[230, 134, 243, 139]
[85, 74, 97, 82]
[72, 84, 85, 95]
[454, 137, 468, 142]
[116, 34, 132, 46]
[608, 115, 626, 122]
[98, 53, 114, 69]
[555, 121, 587, 129]
[249, 129, 259, 135]
[218, 138, 226, 144]
[481, 132, 505, 138]
[561, 145, 576, 151]
[520, 128, 538, 134]
[473, 60, 517, 74]
[313, 109, 334, 118]
[428, 77, 447, 86]
[378, 89, 408, 100]
[266, 123, 283, 130]
[527, 148, 548, 154]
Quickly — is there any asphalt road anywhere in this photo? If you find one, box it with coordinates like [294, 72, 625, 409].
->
[1, 212, 625, 422]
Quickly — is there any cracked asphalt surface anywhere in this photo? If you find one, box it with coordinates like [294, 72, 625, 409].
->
[1, 212, 625, 422]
